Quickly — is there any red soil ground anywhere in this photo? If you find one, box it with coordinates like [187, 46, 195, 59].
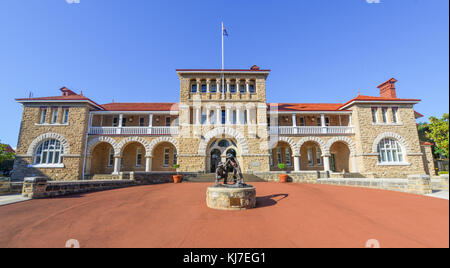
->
[0, 182, 448, 248]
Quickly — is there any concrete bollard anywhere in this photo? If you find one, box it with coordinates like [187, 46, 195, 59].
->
[22, 177, 48, 199]
[407, 174, 432, 195]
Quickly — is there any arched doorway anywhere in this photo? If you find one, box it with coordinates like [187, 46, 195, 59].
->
[329, 141, 351, 173]
[151, 141, 177, 172]
[90, 142, 115, 174]
[210, 149, 221, 173]
[121, 142, 146, 172]
[299, 141, 324, 171]
[207, 139, 239, 173]
[270, 141, 293, 171]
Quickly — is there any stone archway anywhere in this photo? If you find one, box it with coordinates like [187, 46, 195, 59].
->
[27, 133, 70, 156]
[198, 127, 250, 156]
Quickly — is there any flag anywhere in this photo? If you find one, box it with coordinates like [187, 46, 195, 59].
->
[223, 25, 228, 37]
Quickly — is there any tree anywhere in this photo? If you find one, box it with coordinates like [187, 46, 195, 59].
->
[0, 143, 15, 164]
[0, 141, 15, 176]
[426, 113, 449, 158]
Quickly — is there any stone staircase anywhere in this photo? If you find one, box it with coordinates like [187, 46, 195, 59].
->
[184, 173, 266, 183]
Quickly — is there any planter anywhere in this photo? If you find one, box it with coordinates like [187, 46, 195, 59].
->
[278, 174, 289, 183]
[173, 175, 183, 184]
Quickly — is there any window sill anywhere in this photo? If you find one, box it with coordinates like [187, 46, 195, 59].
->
[372, 123, 403, 126]
[29, 163, 65, 168]
[377, 162, 410, 166]
[35, 123, 69, 126]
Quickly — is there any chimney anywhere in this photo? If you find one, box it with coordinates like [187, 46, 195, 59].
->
[59, 87, 77, 96]
[377, 78, 397, 98]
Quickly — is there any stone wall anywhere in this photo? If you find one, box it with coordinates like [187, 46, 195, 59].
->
[22, 177, 136, 199]
[12, 104, 90, 181]
[351, 104, 426, 177]
[421, 144, 436, 176]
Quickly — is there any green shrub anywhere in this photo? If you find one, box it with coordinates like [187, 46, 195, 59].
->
[438, 171, 449, 175]
[173, 164, 180, 169]
[278, 163, 286, 170]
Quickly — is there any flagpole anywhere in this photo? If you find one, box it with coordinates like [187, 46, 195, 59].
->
[221, 22, 225, 100]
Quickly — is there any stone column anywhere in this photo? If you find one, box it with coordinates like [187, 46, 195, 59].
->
[226, 105, 232, 125]
[117, 113, 123, 134]
[292, 114, 297, 134]
[216, 79, 221, 93]
[323, 154, 331, 172]
[321, 113, 327, 134]
[245, 79, 250, 93]
[22, 177, 48, 199]
[206, 79, 211, 93]
[226, 79, 230, 93]
[145, 156, 152, 172]
[216, 106, 222, 125]
[349, 114, 353, 126]
[113, 156, 121, 175]
[196, 79, 201, 93]
[236, 105, 242, 125]
[294, 156, 300, 172]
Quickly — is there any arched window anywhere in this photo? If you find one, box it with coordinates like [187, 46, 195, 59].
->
[377, 138, 404, 163]
[218, 140, 230, 148]
[34, 139, 64, 165]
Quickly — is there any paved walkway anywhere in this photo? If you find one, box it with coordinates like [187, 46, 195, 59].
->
[0, 183, 448, 248]
[427, 190, 449, 200]
[0, 194, 30, 207]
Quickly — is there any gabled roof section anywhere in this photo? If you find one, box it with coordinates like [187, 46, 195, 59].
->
[16, 87, 104, 110]
[101, 103, 178, 111]
[339, 95, 421, 110]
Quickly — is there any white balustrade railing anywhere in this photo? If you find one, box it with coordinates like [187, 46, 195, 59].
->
[269, 126, 354, 135]
[88, 126, 179, 136]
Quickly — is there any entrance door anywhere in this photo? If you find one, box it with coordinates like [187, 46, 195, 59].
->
[210, 149, 221, 173]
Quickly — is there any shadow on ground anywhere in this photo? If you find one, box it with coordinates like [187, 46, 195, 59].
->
[255, 194, 288, 208]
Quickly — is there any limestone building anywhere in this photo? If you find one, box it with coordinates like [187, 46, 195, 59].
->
[12, 66, 433, 181]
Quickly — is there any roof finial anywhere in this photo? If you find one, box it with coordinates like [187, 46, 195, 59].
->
[357, 90, 360, 96]
[80, 90, 83, 96]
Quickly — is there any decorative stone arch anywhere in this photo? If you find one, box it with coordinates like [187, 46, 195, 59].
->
[27, 133, 70, 156]
[198, 127, 250, 156]
[297, 136, 327, 155]
[277, 137, 300, 156]
[326, 137, 357, 157]
[372, 132, 411, 154]
[87, 136, 120, 156]
[148, 136, 179, 157]
[117, 136, 152, 157]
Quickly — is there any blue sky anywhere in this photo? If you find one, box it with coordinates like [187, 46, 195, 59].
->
[0, 0, 448, 147]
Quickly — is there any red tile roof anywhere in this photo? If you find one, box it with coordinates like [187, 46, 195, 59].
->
[339, 95, 421, 109]
[176, 69, 271, 72]
[16, 88, 104, 109]
[268, 103, 345, 111]
[101, 103, 178, 111]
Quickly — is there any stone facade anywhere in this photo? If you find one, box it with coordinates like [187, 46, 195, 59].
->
[12, 69, 430, 182]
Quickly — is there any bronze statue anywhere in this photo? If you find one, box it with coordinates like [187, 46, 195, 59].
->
[215, 153, 246, 187]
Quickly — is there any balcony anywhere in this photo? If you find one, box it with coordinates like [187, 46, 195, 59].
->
[88, 126, 179, 136]
[269, 126, 354, 135]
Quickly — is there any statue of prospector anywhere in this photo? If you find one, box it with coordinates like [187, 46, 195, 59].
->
[215, 153, 246, 187]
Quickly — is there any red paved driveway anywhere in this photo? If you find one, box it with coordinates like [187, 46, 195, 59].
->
[0, 182, 448, 248]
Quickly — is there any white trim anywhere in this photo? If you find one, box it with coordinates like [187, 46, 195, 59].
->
[16, 99, 104, 110]
[339, 100, 419, 110]
[29, 163, 65, 168]
[376, 162, 411, 166]
[268, 111, 352, 115]
[176, 71, 270, 74]
[90, 111, 179, 115]
[35, 123, 69, 126]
